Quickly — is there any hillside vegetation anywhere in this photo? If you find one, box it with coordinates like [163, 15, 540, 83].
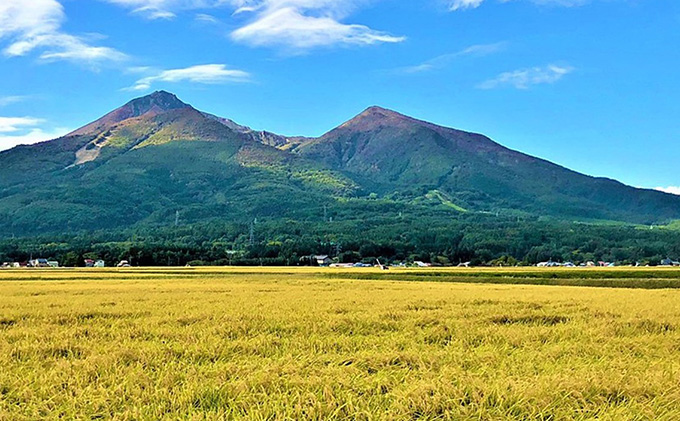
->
[0, 91, 679, 240]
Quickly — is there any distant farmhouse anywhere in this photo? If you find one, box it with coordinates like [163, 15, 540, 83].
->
[2, 259, 58, 268]
[315, 255, 332, 266]
[28, 259, 50, 268]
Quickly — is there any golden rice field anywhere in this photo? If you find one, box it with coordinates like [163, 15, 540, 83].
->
[2, 267, 680, 420]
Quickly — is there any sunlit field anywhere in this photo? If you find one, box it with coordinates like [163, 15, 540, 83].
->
[2, 267, 680, 420]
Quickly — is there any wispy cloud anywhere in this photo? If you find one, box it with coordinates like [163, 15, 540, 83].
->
[0, 96, 29, 107]
[446, 0, 484, 11]
[103, 0, 182, 19]
[127, 64, 251, 91]
[446, 0, 590, 11]
[0, 115, 70, 151]
[0, 0, 127, 67]
[0, 117, 44, 133]
[229, 1, 405, 51]
[103, 0, 404, 51]
[195, 13, 220, 24]
[478, 64, 574, 89]
[655, 186, 680, 196]
[0, 127, 72, 152]
[394, 42, 506, 74]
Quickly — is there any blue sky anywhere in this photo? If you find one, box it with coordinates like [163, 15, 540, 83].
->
[1, 0, 679, 192]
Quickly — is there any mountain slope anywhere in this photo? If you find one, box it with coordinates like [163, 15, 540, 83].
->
[0, 92, 677, 238]
[294, 106, 680, 222]
[0, 92, 356, 235]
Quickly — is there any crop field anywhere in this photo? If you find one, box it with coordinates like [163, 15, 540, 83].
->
[2, 267, 680, 420]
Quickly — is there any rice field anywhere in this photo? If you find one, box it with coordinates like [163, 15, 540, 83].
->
[2, 267, 680, 420]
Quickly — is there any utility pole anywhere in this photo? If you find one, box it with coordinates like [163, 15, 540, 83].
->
[175, 210, 180, 227]
[249, 220, 255, 246]
[323, 205, 327, 221]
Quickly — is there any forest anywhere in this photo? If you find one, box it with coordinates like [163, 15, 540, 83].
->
[2, 208, 679, 267]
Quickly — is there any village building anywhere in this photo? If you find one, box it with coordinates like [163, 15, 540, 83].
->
[315, 255, 332, 266]
[28, 259, 50, 268]
[660, 258, 680, 266]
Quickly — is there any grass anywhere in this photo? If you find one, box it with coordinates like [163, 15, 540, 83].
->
[1, 267, 680, 419]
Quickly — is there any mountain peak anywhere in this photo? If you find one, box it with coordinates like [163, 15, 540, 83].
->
[360, 105, 404, 118]
[70, 91, 191, 136]
[336, 105, 420, 132]
[124, 90, 189, 116]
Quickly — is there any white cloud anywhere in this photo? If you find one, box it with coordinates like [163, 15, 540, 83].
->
[478, 64, 574, 89]
[195, 13, 220, 23]
[447, 0, 590, 11]
[395, 42, 506, 74]
[128, 64, 251, 90]
[102, 0, 404, 50]
[103, 0, 226, 19]
[655, 187, 680, 196]
[0, 117, 44, 133]
[0, 127, 72, 152]
[229, 1, 405, 50]
[447, 0, 484, 11]
[526, 0, 589, 5]
[0, 0, 127, 66]
[0, 115, 70, 151]
[0, 96, 28, 107]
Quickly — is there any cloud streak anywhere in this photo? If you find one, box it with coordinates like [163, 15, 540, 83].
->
[0, 117, 45, 133]
[394, 42, 506, 74]
[0, 0, 127, 67]
[0, 127, 72, 152]
[0, 115, 70, 151]
[0, 96, 29, 107]
[478, 64, 574, 89]
[128, 64, 251, 91]
[446, 0, 484, 11]
[102, 0, 203, 19]
[655, 187, 680, 196]
[446, 0, 590, 11]
[104, 0, 405, 50]
[229, 1, 405, 50]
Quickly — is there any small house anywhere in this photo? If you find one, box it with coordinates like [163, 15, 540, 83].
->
[84, 259, 95, 268]
[94, 260, 105, 268]
[660, 258, 680, 266]
[28, 259, 50, 268]
[315, 255, 332, 266]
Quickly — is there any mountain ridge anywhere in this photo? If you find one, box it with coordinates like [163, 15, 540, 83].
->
[0, 91, 678, 237]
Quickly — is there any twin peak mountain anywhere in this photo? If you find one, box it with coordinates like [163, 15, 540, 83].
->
[0, 90, 678, 235]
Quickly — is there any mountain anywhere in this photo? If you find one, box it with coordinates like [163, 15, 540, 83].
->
[294, 106, 680, 222]
[0, 91, 677, 237]
[0, 91, 355, 235]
